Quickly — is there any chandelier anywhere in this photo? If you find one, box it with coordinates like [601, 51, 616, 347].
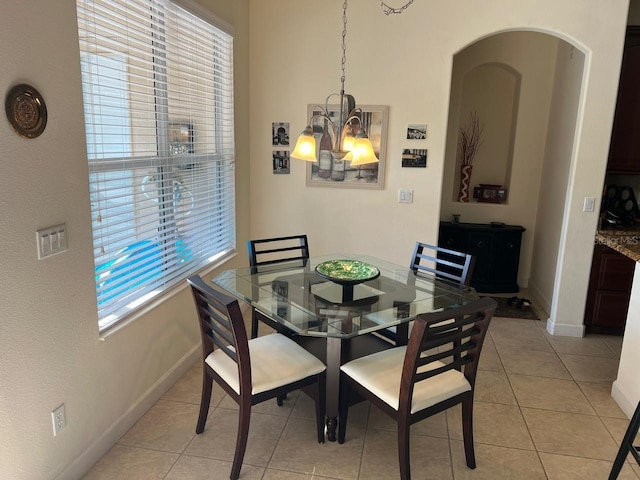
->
[290, 0, 378, 166]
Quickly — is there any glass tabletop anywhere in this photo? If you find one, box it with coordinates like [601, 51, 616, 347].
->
[211, 254, 479, 339]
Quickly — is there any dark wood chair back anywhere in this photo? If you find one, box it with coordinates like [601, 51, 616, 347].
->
[246, 234, 309, 338]
[188, 275, 251, 396]
[188, 274, 326, 480]
[338, 297, 496, 480]
[410, 241, 475, 286]
[400, 297, 495, 417]
[247, 234, 309, 270]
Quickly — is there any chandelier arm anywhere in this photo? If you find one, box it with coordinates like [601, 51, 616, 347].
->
[380, 0, 415, 15]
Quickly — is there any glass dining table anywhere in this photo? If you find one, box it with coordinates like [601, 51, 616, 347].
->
[211, 253, 479, 441]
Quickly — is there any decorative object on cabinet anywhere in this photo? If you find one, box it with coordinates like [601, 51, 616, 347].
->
[5, 83, 47, 138]
[304, 103, 388, 189]
[291, 1, 379, 167]
[473, 184, 508, 204]
[457, 112, 483, 202]
[584, 244, 634, 335]
[607, 26, 640, 174]
[439, 221, 525, 293]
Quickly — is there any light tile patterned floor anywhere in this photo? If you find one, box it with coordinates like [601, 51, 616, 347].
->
[83, 315, 640, 480]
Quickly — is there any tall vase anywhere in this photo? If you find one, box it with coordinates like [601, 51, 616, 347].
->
[458, 164, 473, 202]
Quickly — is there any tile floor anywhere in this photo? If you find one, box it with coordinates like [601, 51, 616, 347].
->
[83, 313, 640, 479]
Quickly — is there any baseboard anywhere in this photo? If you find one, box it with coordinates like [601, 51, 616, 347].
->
[612, 380, 635, 419]
[527, 281, 552, 320]
[545, 317, 585, 337]
[56, 344, 201, 480]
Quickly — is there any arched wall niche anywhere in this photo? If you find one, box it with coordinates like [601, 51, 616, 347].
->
[440, 29, 587, 326]
[452, 62, 521, 202]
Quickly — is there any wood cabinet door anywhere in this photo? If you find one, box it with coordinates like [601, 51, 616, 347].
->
[584, 244, 635, 333]
[607, 27, 640, 174]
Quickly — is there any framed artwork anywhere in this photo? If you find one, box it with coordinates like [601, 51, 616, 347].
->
[272, 122, 290, 146]
[272, 150, 290, 174]
[168, 122, 194, 155]
[406, 124, 426, 139]
[401, 149, 427, 168]
[306, 104, 389, 189]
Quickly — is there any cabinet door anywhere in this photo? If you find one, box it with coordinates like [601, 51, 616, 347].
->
[607, 27, 640, 174]
[584, 244, 635, 333]
[466, 231, 493, 287]
[439, 226, 465, 253]
[493, 232, 522, 282]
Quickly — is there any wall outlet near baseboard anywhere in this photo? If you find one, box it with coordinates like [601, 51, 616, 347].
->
[52, 403, 66, 436]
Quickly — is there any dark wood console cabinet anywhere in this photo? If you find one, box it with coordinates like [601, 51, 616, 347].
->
[584, 244, 635, 334]
[438, 222, 525, 293]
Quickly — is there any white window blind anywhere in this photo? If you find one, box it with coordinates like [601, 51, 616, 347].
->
[76, 0, 236, 331]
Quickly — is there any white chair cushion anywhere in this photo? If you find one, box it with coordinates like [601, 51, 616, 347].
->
[340, 346, 470, 414]
[205, 333, 325, 395]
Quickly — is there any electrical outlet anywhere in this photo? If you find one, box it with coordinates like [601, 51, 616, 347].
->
[52, 403, 66, 436]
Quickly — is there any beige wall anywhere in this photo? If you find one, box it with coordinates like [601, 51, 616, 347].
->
[250, 0, 628, 338]
[0, 0, 250, 479]
[530, 42, 586, 316]
[0, 0, 631, 478]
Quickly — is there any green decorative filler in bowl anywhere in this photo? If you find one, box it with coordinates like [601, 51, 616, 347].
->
[315, 259, 380, 285]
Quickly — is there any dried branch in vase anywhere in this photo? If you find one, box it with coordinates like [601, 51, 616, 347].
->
[458, 112, 483, 166]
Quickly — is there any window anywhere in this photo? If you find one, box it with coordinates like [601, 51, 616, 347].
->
[76, 0, 236, 331]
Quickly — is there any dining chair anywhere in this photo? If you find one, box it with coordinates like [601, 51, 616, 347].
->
[608, 399, 640, 479]
[338, 297, 496, 480]
[187, 275, 326, 480]
[247, 234, 310, 339]
[378, 241, 476, 345]
[410, 241, 475, 286]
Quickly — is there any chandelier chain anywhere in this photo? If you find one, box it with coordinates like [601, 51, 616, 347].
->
[340, 0, 348, 91]
[380, 0, 414, 15]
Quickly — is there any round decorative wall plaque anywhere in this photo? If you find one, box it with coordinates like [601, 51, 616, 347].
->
[5, 84, 47, 138]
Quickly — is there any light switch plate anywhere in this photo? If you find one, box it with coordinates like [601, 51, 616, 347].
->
[583, 196, 596, 212]
[37, 224, 68, 259]
[398, 189, 414, 204]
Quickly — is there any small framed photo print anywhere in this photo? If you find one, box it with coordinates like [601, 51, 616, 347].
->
[273, 150, 290, 174]
[272, 122, 290, 146]
[402, 149, 427, 168]
[406, 124, 426, 140]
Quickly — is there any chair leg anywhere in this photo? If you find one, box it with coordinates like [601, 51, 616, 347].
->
[316, 373, 327, 444]
[230, 399, 252, 480]
[461, 397, 476, 469]
[195, 370, 213, 434]
[338, 375, 349, 444]
[609, 401, 640, 480]
[398, 417, 411, 480]
[250, 309, 259, 339]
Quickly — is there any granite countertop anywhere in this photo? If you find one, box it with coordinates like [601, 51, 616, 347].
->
[595, 225, 640, 262]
